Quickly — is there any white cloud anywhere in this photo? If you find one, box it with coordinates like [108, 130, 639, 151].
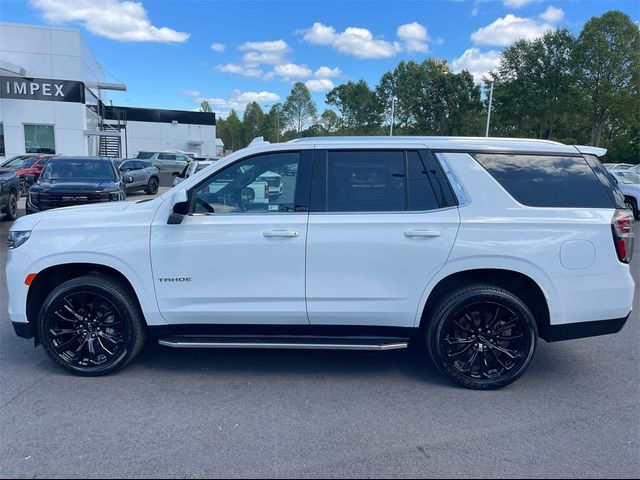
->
[186, 89, 281, 116]
[302, 22, 401, 59]
[273, 63, 312, 80]
[239, 39, 289, 52]
[397, 22, 430, 53]
[503, 0, 542, 7]
[451, 48, 501, 84]
[215, 63, 263, 77]
[30, 0, 189, 43]
[305, 78, 335, 92]
[210, 43, 225, 52]
[314, 66, 342, 78]
[181, 89, 201, 98]
[539, 6, 565, 24]
[242, 51, 286, 66]
[471, 14, 554, 46]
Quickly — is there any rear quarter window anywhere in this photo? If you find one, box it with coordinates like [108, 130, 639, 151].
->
[474, 154, 615, 208]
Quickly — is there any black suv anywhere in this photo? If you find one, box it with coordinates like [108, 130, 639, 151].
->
[26, 157, 132, 214]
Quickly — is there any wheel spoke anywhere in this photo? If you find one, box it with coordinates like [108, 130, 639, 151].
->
[53, 333, 81, 351]
[63, 300, 83, 321]
[99, 332, 123, 345]
[50, 328, 77, 337]
[496, 333, 524, 341]
[492, 344, 520, 360]
[97, 337, 115, 356]
[462, 348, 480, 372]
[487, 306, 501, 329]
[444, 336, 474, 346]
[493, 321, 517, 336]
[54, 310, 78, 323]
[489, 347, 513, 370]
[453, 319, 473, 333]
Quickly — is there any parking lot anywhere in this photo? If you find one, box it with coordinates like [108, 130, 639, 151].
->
[0, 204, 638, 478]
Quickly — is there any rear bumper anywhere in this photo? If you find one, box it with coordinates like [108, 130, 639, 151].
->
[542, 313, 631, 342]
[12, 320, 33, 339]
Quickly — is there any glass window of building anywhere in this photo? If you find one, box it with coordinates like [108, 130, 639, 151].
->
[24, 125, 55, 154]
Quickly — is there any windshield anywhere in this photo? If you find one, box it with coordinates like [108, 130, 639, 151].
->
[614, 171, 640, 184]
[2, 155, 36, 168]
[41, 160, 116, 182]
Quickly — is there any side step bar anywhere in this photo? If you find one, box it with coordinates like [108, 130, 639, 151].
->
[158, 335, 410, 351]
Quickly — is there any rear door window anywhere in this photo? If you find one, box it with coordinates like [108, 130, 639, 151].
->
[474, 154, 615, 208]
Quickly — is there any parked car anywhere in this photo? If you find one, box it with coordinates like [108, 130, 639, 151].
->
[0, 170, 19, 221]
[610, 169, 640, 219]
[25, 156, 131, 214]
[171, 160, 215, 186]
[1, 154, 55, 196]
[135, 150, 193, 172]
[6, 137, 635, 390]
[605, 163, 634, 171]
[115, 159, 160, 195]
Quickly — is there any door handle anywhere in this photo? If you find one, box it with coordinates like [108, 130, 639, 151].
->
[404, 230, 442, 238]
[263, 230, 300, 238]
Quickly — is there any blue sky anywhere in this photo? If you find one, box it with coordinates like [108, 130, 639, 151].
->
[2, 0, 639, 117]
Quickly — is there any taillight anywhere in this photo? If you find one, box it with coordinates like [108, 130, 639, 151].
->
[612, 209, 635, 263]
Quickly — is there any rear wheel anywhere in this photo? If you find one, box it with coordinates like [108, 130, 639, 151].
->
[426, 285, 537, 390]
[38, 275, 146, 376]
[4, 191, 18, 221]
[145, 177, 159, 195]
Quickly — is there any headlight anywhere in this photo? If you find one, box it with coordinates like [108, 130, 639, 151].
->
[7, 231, 31, 249]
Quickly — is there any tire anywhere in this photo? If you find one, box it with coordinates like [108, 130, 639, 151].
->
[38, 274, 147, 376]
[145, 177, 159, 195]
[625, 198, 639, 220]
[426, 284, 538, 390]
[4, 191, 18, 221]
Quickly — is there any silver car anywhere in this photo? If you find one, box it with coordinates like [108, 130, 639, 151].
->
[116, 159, 160, 195]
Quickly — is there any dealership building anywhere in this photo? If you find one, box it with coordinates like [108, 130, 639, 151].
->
[0, 22, 218, 161]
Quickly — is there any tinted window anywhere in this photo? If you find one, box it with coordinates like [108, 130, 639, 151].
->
[192, 152, 299, 214]
[407, 151, 440, 211]
[158, 153, 176, 161]
[120, 161, 134, 170]
[3, 155, 37, 168]
[42, 160, 116, 181]
[474, 154, 615, 208]
[328, 151, 405, 212]
[24, 125, 55, 154]
[136, 151, 154, 159]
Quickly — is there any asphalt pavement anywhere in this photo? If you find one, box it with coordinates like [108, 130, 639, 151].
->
[0, 207, 638, 478]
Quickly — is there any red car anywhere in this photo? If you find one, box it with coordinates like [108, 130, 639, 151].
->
[0, 154, 56, 195]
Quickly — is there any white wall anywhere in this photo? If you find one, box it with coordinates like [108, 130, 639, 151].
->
[125, 121, 217, 158]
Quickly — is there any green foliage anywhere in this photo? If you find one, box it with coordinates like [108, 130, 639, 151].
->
[282, 82, 318, 134]
[242, 101, 264, 145]
[199, 100, 213, 113]
[326, 80, 384, 134]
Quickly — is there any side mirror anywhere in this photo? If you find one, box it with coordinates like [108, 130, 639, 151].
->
[167, 189, 189, 224]
[25, 174, 36, 183]
[124, 175, 134, 184]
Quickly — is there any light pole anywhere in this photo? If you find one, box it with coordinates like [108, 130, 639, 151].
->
[485, 80, 494, 138]
[390, 96, 397, 136]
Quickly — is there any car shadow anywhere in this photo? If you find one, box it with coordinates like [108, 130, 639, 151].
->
[132, 340, 453, 387]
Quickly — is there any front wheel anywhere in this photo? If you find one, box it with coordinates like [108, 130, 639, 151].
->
[145, 177, 159, 195]
[426, 285, 538, 390]
[38, 275, 147, 376]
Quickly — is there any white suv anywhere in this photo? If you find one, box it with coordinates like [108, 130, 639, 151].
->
[6, 137, 636, 389]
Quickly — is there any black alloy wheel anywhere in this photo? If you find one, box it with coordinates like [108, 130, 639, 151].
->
[5, 191, 18, 221]
[146, 177, 159, 195]
[39, 275, 146, 376]
[427, 285, 537, 389]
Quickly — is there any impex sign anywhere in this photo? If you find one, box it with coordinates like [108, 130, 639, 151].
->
[0, 76, 85, 103]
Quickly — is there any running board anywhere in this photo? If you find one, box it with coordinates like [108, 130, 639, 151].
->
[158, 335, 409, 351]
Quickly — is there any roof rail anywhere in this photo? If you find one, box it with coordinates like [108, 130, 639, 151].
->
[287, 135, 564, 145]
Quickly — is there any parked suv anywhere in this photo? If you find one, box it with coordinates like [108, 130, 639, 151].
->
[1, 154, 55, 196]
[115, 159, 160, 195]
[135, 151, 193, 172]
[25, 156, 131, 214]
[6, 137, 635, 389]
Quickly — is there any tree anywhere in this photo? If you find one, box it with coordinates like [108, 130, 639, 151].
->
[376, 59, 482, 135]
[262, 103, 283, 143]
[326, 80, 383, 134]
[199, 100, 213, 113]
[216, 118, 231, 153]
[488, 29, 578, 139]
[242, 101, 264, 144]
[573, 11, 640, 146]
[282, 82, 317, 135]
[225, 109, 245, 151]
[319, 109, 340, 133]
